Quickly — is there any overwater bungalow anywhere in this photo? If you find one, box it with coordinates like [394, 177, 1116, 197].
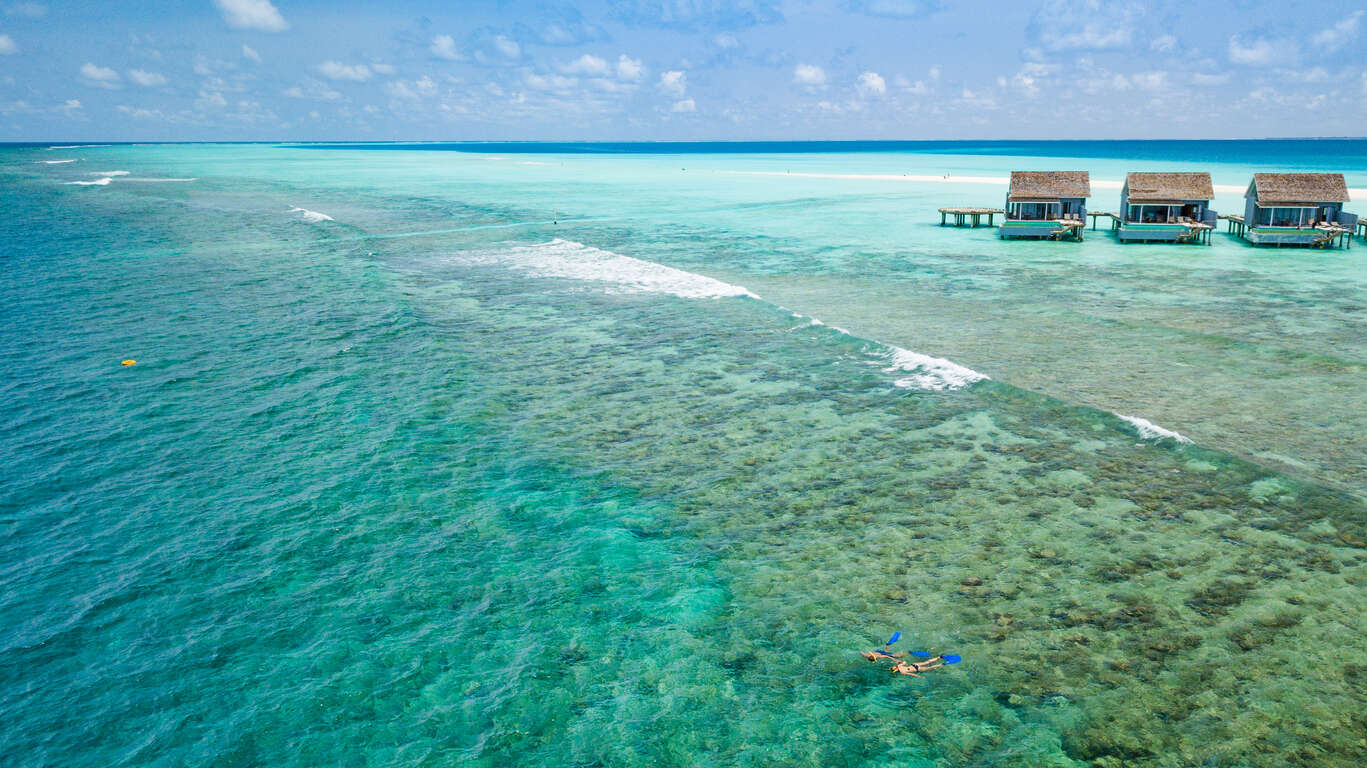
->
[1238, 173, 1356, 247]
[1117, 172, 1217, 244]
[1000, 171, 1089, 240]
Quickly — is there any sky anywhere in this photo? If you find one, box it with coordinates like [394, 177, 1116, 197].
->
[0, 0, 1365, 141]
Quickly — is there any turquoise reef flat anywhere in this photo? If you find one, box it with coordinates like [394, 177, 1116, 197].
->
[2, 140, 1366, 767]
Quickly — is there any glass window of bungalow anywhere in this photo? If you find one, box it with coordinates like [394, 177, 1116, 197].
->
[1257, 206, 1315, 227]
[1129, 204, 1177, 223]
[1011, 202, 1056, 220]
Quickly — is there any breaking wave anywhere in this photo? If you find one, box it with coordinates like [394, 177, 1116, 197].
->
[462, 239, 757, 300]
[290, 207, 335, 223]
[1114, 413, 1192, 443]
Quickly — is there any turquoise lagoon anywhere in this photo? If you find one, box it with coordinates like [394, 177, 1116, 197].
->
[2, 141, 1366, 767]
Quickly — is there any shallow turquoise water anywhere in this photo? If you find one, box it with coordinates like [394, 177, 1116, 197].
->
[3, 143, 1367, 767]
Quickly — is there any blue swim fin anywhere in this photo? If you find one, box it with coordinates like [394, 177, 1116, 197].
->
[942, 654, 962, 665]
[910, 650, 932, 659]
[887, 632, 901, 646]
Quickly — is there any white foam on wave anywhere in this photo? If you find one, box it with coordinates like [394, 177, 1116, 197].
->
[41, 159, 77, 164]
[883, 346, 989, 391]
[290, 206, 334, 223]
[90, 170, 130, 177]
[457, 239, 985, 391]
[1114, 413, 1192, 443]
[472, 239, 758, 300]
[65, 177, 112, 186]
[48, 144, 111, 150]
[121, 177, 197, 182]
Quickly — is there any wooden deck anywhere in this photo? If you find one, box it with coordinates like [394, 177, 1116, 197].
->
[938, 207, 1004, 227]
[1221, 214, 1353, 248]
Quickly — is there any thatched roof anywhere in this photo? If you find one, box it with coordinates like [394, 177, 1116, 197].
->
[1008, 171, 1090, 201]
[1248, 173, 1350, 203]
[1125, 172, 1214, 202]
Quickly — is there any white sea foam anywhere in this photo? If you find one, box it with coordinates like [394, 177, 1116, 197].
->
[90, 170, 130, 177]
[473, 239, 758, 300]
[41, 159, 77, 164]
[1114, 413, 1192, 443]
[65, 177, 112, 186]
[459, 239, 984, 391]
[121, 177, 197, 182]
[290, 206, 335, 223]
[883, 346, 989, 391]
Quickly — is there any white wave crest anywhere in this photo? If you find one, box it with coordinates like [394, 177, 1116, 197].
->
[1114, 413, 1192, 443]
[41, 159, 77, 164]
[290, 206, 335, 223]
[883, 346, 989, 391]
[49, 144, 111, 150]
[121, 177, 197, 182]
[90, 170, 130, 177]
[469, 239, 758, 300]
[66, 177, 112, 186]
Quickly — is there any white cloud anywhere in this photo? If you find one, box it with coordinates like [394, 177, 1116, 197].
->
[616, 54, 644, 81]
[80, 63, 121, 88]
[386, 76, 439, 101]
[197, 90, 227, 108]
[117, 105, 169, 120]
[928, 64, 941, 81]
[1293, 67, 1331, 83]
[671, 98, 695, 113]
[794, 64, 826, 86]
[318, 61, 372, 82]
[493, 35, 520, 58]
[0, 33, 14, 55]
[1045, 23, 1129, 50]
[1151, 34, 1176, 52]
[371, 63, 395, 75]
[127, 69, 167, 87]
[525, 71, 577, 92]
[212, 0, 287, 32]
[284, 79, 343, 101]
[1191, 72, 1231, 86]
[562, 53, 609, 76]
[430, 34, 461, 60]
[1362, 73, 1367, 96]
[1002, 61, 1054, 96]
[847, 0, 933, 18]
[5, 3, 44, 18]
[242, 45, 261, 63]
[714, 33, 738, 49]
[900, 77, 930, 95]
[1228, 35, 1294, 66]
[1312, 10, 1363, 51]
[1130, 71, 1167, 91]
[658, 69, 686, 96]
[855, 71, 885, 97]
[1032, 1, 1138, 51]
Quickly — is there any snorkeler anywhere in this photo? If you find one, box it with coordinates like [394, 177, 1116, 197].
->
[892, 652, 962, 677]
[861, 632, 908, 662]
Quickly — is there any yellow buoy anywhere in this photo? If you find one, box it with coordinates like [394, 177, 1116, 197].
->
[121, 359, 137, 366]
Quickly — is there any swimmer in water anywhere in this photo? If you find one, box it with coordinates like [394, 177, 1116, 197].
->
[860, 632, 907, 662]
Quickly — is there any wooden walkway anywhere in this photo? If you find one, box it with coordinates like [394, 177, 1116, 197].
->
[1088, 211, 1121, 230]
[938, 207, 1004, 227]
[1219, 214, 1246, 237]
